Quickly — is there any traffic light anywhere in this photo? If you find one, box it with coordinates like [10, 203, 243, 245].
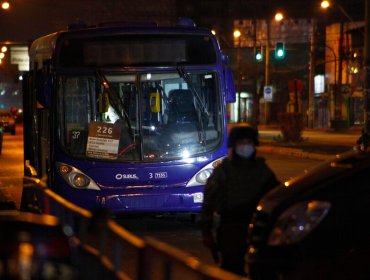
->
[275, 42, 285, 59]
[255, 49, 263, 61]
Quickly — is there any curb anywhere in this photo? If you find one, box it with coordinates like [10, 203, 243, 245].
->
[257, 145, 337, 161]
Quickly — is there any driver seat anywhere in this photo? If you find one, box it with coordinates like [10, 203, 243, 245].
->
[167, 89, 197, 124]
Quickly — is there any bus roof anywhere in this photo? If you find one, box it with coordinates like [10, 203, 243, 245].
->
[29, 20, 218, 69]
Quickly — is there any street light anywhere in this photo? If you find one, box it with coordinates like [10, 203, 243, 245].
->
[320, 0, 356, 23]
[1, 1, 10, 10]
[233, 29, 241, 39]
[320, 0, 330, 9]
[274, 12, 284, 22]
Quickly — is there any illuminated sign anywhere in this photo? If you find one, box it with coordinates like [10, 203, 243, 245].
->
[10, 46, 29, 71]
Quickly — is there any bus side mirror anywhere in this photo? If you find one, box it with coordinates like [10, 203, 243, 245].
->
[98, 91, 109, 113]
[150, 92, 160, 113]
[225, 68, 236, 103]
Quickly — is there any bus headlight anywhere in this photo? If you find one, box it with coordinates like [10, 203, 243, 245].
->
[186, 157, 225, 187]
[71, 174, 90, 188]
[56, 162, 100, 190]
[195, 169, 212, 184]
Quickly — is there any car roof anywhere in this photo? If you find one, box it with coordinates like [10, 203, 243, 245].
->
[258, 149, 370, 213]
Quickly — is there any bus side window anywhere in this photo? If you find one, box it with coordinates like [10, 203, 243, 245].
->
[62, 77, 91, 154]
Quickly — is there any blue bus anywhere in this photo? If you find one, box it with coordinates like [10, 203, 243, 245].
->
[23, 19, 236, 214]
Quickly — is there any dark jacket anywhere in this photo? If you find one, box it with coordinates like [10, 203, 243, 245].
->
[201, 156, 279, 232]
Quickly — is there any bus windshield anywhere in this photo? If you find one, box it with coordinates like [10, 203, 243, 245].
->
[57, 70, 222, 161]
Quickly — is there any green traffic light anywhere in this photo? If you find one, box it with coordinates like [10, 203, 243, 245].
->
[255, 51, 262, 61]
[275, 42, 285, 59]
[276, 49, 284, 57]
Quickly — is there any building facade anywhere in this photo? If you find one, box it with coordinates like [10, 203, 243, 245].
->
[324, 21, 365, 128]
[226, 18, 315, 126]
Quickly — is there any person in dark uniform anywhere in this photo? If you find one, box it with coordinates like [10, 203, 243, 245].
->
[201, 125, 280, 276]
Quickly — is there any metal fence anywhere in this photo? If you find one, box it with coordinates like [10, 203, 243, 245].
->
[21, 176, 244, 280]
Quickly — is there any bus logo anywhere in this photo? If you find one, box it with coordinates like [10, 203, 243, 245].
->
[115, 174, 139, 180]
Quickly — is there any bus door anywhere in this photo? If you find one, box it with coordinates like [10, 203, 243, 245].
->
[23, 71, 34, 175]
[23, 70, 41, 178]
[23, 63, 53, 181]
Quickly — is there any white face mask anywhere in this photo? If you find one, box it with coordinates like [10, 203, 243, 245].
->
[235, 144, 255, 159]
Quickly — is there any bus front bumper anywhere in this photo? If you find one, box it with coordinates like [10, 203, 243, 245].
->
[96, 186, 204, 214]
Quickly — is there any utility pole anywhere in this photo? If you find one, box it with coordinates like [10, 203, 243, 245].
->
[336, 22, 344, 121]
[233, 29, 242, 122]
[365, 0, 370, 133]
[264, 19, 270, 124]
[252, 18, 258, 128]
[236, 40, 241, 122]
[308, 19, 316, 128]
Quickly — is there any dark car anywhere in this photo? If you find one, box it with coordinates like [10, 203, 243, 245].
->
[246, 148, 370, 280]
[0, 110, 16, 135]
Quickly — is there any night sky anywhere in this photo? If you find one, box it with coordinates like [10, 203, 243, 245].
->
[0, 0, 364, 43]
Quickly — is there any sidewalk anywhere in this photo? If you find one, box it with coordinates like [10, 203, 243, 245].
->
[255, 125, 362, 161]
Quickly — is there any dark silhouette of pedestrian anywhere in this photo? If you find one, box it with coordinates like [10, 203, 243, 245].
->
[357, 129, 370, 151]
[201, 125, 279, 276]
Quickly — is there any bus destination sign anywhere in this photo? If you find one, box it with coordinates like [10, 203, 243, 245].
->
[86, 122, 121, 159]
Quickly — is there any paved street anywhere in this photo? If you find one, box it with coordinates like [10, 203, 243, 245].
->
[0, 124, 23, 210]
[259, 126, 361, 146]
[256, 125, 361, 160]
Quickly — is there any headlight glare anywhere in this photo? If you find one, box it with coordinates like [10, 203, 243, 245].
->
[267, 200, 331, 246]
[195, 169, 212, 184]
[186, 157, 226, 187]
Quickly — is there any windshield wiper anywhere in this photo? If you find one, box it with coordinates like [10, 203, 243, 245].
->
[95, 69, 133, 135]
[176, 66, 209, 117]
[176, 66, 209, 145]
